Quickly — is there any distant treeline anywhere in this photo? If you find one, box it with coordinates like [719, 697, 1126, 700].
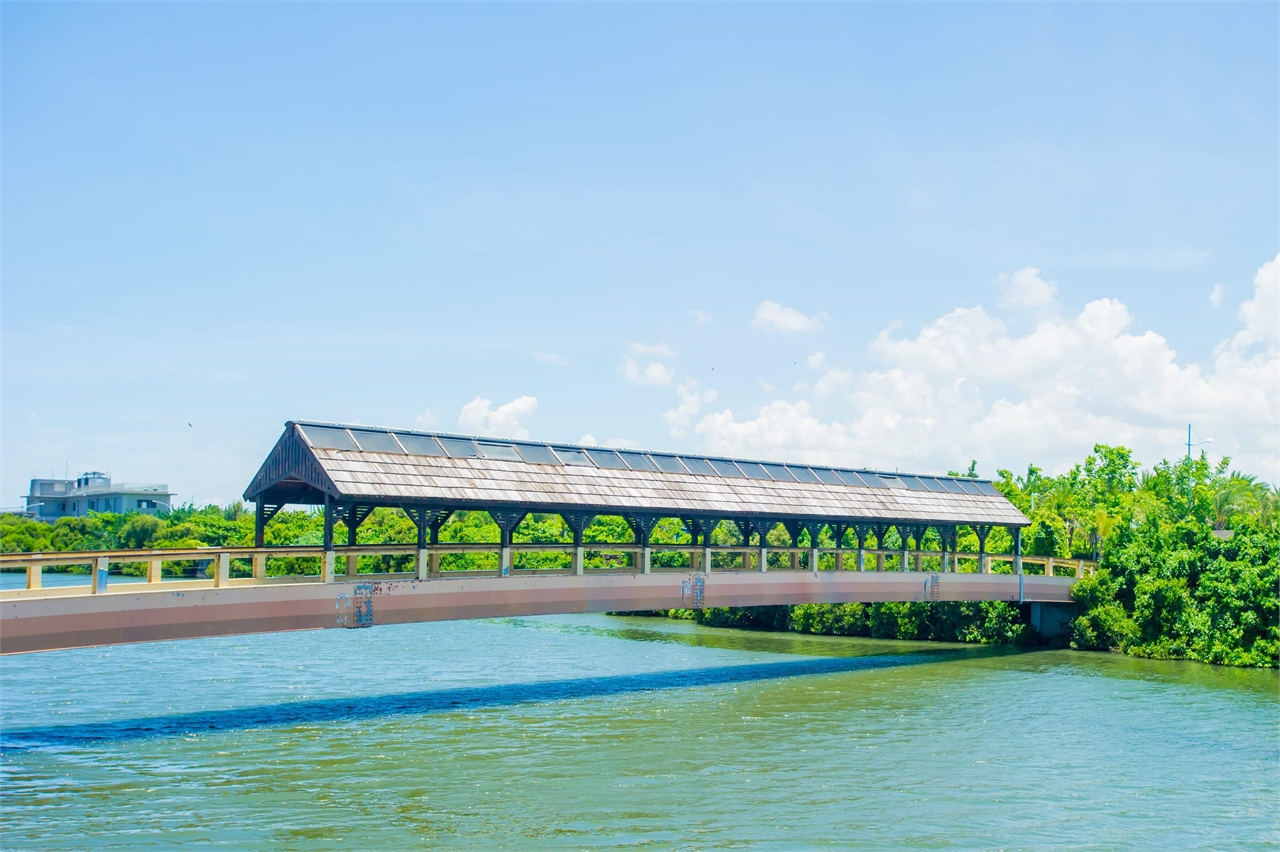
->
[2, 445, 1275, 667]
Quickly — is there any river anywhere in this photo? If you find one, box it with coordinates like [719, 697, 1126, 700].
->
[0, 608, 1276, 850]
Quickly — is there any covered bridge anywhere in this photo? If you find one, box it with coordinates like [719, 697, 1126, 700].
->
[244, 421, 1029, 570]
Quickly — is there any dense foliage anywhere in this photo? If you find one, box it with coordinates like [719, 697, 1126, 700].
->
[2, 446, 1275, 667]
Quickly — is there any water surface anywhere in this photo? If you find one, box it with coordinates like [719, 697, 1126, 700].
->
[1, 614, 1276, 849]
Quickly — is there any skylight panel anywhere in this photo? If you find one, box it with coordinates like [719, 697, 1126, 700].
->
[878, 475, 908, 490]
[835, 470, 867, 487]
[811, 468, 844, 486]
[299, 425, 358, 451]
[478, 442, 522, 461]
[708, 459, 745, 478]
[786, 466, 821, 484]
[761, 463, 795, 482]
[553, 447, 595, 466]
[736, 461, 772, 480]
[437, 437, 480, 458]
[617, 451, 658, 471]
[351, 430, 405, 454]
[955, 480, 982, 495]
[515, 444, 561, 465]
[650, 455, 688, 474]
[587, 449, 628, 470]
[937, 478, 964, 494]
[395, 433, 447, 456]
[974, 481, 1002, 497]
[678, 457, 716, 476]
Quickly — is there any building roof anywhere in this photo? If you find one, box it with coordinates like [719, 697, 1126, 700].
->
[243, 421, 1028, 528]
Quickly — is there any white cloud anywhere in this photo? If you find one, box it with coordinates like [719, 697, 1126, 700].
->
[1209, 283, 1224, 308]
[414, 408, 437, 428]
[758, 380, 778, 393]
[1229, 253, 1278, 352]
[621, 357, 675, 386]
[630, 342, 676, 358]
[663, 379, 718, 438]
[578, 433, 597, 446]
[531, 349, 568, 366]
[805, 351, 827, 370]
[752, 300, 826, 333]
[457, 395, 538, 439]
[691, 257, 1280, 482]
[995, 267, 1058, 309]
[603, 437, 640, 449]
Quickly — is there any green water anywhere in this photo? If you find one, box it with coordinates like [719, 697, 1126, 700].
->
[1, 615, 1276, 850]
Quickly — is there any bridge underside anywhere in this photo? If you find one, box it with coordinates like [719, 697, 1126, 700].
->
[0, 572, 1075, 655]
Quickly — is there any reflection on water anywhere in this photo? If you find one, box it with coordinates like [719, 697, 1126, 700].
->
[1, 614, 1276, 850]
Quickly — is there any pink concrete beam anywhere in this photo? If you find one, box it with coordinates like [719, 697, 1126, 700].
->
[0, 572, 1077, 655]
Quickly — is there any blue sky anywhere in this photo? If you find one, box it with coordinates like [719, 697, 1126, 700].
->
[3, 3, 1277, 507]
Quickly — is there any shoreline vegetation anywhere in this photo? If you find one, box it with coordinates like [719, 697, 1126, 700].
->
[2, 445, 1275, 668]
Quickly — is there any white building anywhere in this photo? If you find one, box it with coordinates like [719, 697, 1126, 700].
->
[23, 473, 172, 521]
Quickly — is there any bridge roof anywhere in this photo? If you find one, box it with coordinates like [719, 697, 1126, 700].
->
[243, 421, 1028, 528]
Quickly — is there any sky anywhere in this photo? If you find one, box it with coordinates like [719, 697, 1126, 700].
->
[2, 2, 1277, 508]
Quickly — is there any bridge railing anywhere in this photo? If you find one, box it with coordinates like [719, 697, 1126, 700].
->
[0, 544, 1096, 598]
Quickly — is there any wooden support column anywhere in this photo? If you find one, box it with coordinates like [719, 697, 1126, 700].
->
[1014, 527, 1023, 575]
[1046, 556, 1055, 577]
[429, 510, 450, 578]
[898, 525, 910, 572]
[322, 551, 336, 583]
[832, 522, 848, 571]
[625, 514, 660, 576]
[564, 512, 593, 576]
[322, 494, 335, 553]
[255, 500, 266, 548]
[491, 511, 526, 578]
[975, 525, 991, 574]
[806, 523, 822, 575]
[27, 564, 41, 590]
[252, 554, 266, 580]
[148, 556, 164, 584]
[215, 553, 230, 588]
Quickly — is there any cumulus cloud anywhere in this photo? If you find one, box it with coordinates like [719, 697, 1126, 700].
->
[995, 267, 1058, 309]
[531, 349, 568, 366]
[630, 342, 676, 358]
[692, 257, 1280, 481]
[752, 300, 826, 333]
[663, 380, 718, 438]
[1229, 254, 1278, 352]
[458, 395, 538, 439]
[414, 408, 437, 428]
[1209, 283, 1224, 308]
[621, 357, 675, 386]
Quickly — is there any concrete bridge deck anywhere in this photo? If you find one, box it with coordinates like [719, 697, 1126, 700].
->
[0, 545, 1085, 654]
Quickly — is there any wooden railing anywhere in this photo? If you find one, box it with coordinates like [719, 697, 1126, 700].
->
[0, 543, 1097, 598]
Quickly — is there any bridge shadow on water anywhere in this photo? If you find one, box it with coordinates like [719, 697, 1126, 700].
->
[2, 648, 985, 748]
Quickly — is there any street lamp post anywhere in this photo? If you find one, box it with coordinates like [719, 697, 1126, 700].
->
[1185, 423, 1214, 512]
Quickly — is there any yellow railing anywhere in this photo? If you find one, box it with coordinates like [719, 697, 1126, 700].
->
[0, 544, 1096, 597]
